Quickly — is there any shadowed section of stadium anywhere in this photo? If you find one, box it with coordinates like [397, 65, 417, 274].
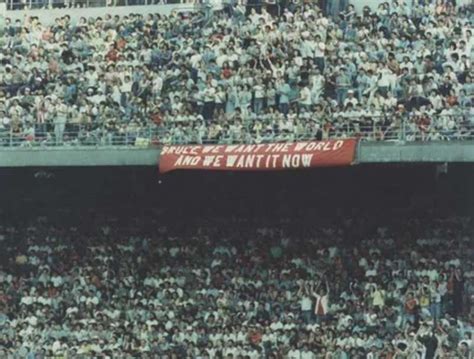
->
[0, 164, 473, 357]
[0, 163, 473, 217]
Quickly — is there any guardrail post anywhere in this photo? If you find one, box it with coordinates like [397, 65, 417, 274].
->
[401, 115, 406, 142]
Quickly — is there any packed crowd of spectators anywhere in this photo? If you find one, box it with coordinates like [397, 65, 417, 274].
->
[0, 212, 473, 358]
[0, 0, 473, 146]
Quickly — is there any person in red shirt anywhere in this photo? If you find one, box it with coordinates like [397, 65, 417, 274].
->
[248, 326, 262, 345]
[403, 292, 418, 327]
[105, 45, 119, 63]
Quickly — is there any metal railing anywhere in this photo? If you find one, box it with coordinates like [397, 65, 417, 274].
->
[5, 0, 188, 9]
[4, 0, 268, 11]
[0, 113, 472, 148]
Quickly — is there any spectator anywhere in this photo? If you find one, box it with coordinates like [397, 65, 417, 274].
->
[1, 209, 472, 357]
[0, 1, 472, 147]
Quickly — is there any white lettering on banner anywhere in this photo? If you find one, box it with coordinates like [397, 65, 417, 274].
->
[271, 154, 280, 167]
[174, 155, 200, 166]
[160, 140, 354, 172]
[227, 155, 260, 168]
[202, 146, 215, 153]
[272, 143, 290, 153]
[234, 155, 258, 168]
[202, 145, 223, 154]
[165, 141, 346, 158]
[202, 146, 214, 154]
[264, 144, 275, 153]
[323, 142, 333, 151]
[213, 156, 223, 167]
[202, 155, 224, 167]
[220, 144, 270, 154]
[226, 155, 238, 167]
[295, 142, 308, 152]
[174, 155, 184, 165]
[222, 143, 292, 154]
[236, 156, 245, 168]
[273, 144, 283, 152]
[301, 154, 314, 167]
[333, 140, 343, 150]
[224, 145, 239, 153]
[163, 146, 200, 155]
[245, 155, 256, 167]
[203, 156, 215, 166]
[243, 145, 256, 153]
[305, 142, 324, 151]
[265, 155, 271, 167]
[292, 141, 345, 152]
[282, 154, 314, 168]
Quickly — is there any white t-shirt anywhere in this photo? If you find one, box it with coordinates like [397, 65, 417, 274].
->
[300, 87, 312, 106]
[204, 87, 216, 102]
[301, 296, 312, 311]
[288, 349, 301, 359]
[314, 42, 326, 58]
[254, 85, 265, 99]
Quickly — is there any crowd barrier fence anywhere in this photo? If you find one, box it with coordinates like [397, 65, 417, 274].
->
[0, 114, 472, 148]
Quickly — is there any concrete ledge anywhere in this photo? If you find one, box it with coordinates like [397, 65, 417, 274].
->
[359, 141, 474, 163]
[0, 147, 161, 166]
[0, 142, 473, 167]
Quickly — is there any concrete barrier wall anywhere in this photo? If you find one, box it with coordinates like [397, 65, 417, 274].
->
[0, 142, 473, 167]
[358, 142, 474, 163]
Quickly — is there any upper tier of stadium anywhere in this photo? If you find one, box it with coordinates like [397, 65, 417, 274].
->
[0, 0, 472, 147]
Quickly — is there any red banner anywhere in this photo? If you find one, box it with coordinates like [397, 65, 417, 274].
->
[159, 139, 357, 173]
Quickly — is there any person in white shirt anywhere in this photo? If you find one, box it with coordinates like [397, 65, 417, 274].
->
[297, 280, 313, 324]
[54, 100, 68, 145]
[312, 279, 329, 324]
[202, 80, 216, 121]
[343, 90, 359, 109]
[298, 84, 312, 112]
[313, 35, 326, 72]
[288, 344, 302, 359]
[253, 79, 265, 115]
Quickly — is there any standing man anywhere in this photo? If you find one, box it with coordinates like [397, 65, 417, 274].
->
[54, 98, 68, 146]
[312, 278, 330, 324]
[335, 67, 351, 106]
[202, 77, 216, 122]
[298, 82, 312, 113]
[277, 77, 291, 116]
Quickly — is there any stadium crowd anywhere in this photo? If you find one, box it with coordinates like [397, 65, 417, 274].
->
[0, 1, 473, 146]
[0, 212, 473, 358]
